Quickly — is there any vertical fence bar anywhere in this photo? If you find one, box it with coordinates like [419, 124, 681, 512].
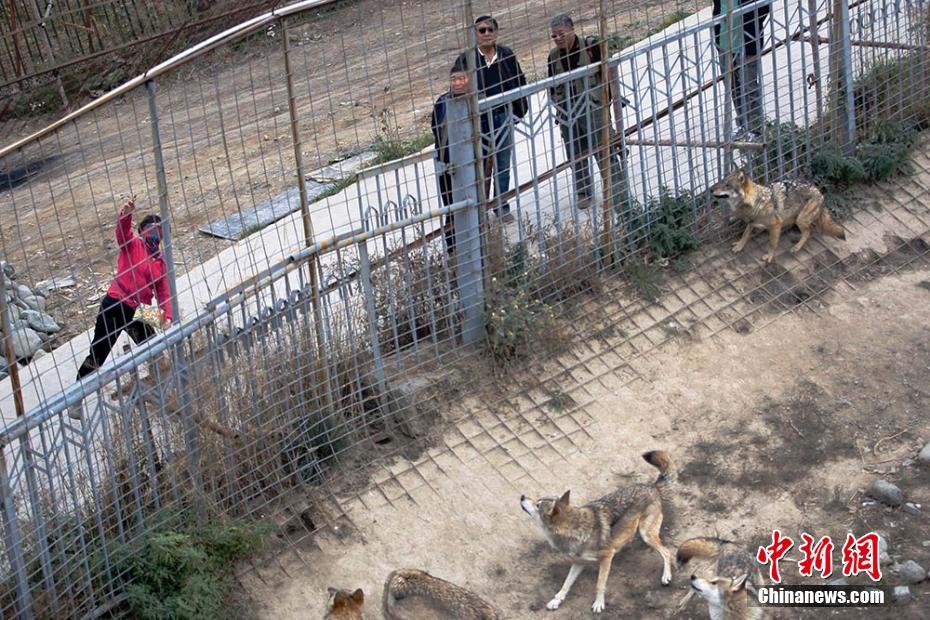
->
[145, 78, 203, 508]
[830, 0, 858, 151]
[281, 16, 336, 416]
[807, 0, 826, 139]
[446, 97, 484, 345]
[597, 0, 613, 264]
[463, 0, 490, 258]
[356, 239, 388, 396]
[0, 287, 34, 619]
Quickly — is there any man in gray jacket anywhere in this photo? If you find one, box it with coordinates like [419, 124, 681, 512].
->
[547, 14, 629, 213]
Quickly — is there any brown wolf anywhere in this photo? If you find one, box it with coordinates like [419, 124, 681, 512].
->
[711, 170, 846, 263]
[677, 537, 765, 619]
[382, 568, 502, 619]
[325, 587, 365, 619]
[519, 450, 676, 613]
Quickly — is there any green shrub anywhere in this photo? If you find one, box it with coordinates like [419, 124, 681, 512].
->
[114, 518, 270, 620]
[484, 240, 561, 365]
[646, 187, 700, 259]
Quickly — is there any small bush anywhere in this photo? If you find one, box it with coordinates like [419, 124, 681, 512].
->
[484, 238, 561, 366]
[645, 187, 700, 260]
[372, 132, 433, 164]
[114, 517, 269, 620]
[623, 258, 664, 302]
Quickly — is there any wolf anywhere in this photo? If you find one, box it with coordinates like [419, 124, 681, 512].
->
[382, 568, 502, 619]
[711, 170, 846, 263]
[324, 587, 365, 620]
[677, 536, 765, 620]
[519, 450, 676, 613]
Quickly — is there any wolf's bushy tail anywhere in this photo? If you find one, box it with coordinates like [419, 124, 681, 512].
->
[819, 210, 846, 239]
[642, 450, 677, 491]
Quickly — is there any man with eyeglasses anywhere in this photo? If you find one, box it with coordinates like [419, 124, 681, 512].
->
[455, 15, 528, 223]
[547, 14, 629, 213]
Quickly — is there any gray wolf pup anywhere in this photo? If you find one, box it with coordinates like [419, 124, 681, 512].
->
[520, 450, 676, 613]
[677, 536, 765, 619]
[711, 170, 846, 263]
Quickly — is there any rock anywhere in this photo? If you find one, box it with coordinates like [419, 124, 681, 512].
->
[21, 294, 46, 313]
[903, 502, 921, 516]
[892, 585, 912, 604]
[868, 479, 904, 507]
[919, 441, 930, 465]
[20, 310, 59, 334]
[897, 560, 926, 584]
[31, 349, 46, 361]
[11, 327, 43, 360]
[877, 532, 891, 564]
[0, 261, 13, 279]
[14, 283, 32, 302]
[35, 275, 76, 295]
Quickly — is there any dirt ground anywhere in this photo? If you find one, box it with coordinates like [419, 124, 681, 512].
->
[232, 154, 930, 620]
[0, 0, 696, 346]
[239, 264, 930, 619]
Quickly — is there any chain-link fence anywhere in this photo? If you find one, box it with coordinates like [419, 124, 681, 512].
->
[1, 0, 929, 617]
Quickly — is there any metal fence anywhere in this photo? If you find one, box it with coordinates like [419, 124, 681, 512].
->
[1, 0, 929, 616]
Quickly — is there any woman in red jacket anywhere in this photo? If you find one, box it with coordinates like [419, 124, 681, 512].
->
[76, 196, 173, 380]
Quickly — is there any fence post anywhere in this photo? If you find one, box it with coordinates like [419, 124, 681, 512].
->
[830, 0, 857, 152]
[145, 78, 204, 509]
[0, 286, 34, 619]
[445, 97, 485, 345]
[281, 16, 337, 418]
[597, 1, 614, 264]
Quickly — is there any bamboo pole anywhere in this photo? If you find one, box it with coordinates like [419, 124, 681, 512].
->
[281, 16, 335, 418]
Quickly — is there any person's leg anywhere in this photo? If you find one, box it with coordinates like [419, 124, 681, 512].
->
[76, 296, 134, 380]
[438, 171, 456, 253]
[742, 50, 765, 136]
[563, 119, 593, 202]
[718, 45, 745, 135]
[125, 319, 156, 346]
[492, 110, 513, 215]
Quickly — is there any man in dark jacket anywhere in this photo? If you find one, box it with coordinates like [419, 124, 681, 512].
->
[714, 0, 771, 140]
[456, 15, 528, 222]
[547, 14, 629, 213]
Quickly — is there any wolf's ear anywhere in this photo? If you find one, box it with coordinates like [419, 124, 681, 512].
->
[736, 169, 746, 183]
[351, 588, 364, 605]
[331, 591, 348, 609]
[731, 574, 749, 592]
[558, 490, 571, 506]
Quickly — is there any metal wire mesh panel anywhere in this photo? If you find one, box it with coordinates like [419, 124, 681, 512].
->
[1, 0, 929, 617]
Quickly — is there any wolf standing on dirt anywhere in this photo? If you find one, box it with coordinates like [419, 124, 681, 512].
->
[711, 170, 846, 263]
[547, 14, 630, 213]
[75, 197, 172, 386]
[520, 450, 676, 613]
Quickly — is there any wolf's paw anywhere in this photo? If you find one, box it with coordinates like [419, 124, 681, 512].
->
[731, 243, 743, 253]
[546, 596, 563, 610]
[661, 572, 672, 586]
[790, 243, 803, 254]
[762, 252, 775, 263]
[592, 595, 606, 613]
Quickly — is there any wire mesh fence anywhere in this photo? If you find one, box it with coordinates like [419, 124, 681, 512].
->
[0, 0, 281, 127]
[1, 0, 929, 617]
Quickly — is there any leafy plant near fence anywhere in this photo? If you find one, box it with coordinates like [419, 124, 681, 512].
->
[644, 187, 702, 260]
[112, 515, 270, 620]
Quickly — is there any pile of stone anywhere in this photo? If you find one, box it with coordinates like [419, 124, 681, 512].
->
[1, 261, 64, 380]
